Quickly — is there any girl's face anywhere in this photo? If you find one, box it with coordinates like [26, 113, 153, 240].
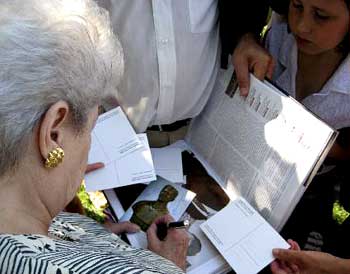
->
[289, 0, 349, 55]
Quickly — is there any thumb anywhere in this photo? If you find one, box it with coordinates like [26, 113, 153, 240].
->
[253, 59, 269, 81]
[273, 248, 304, 265]
[266, 57, 276, 80]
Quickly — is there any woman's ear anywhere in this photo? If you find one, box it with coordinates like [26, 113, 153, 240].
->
[38, 101, 70, 161]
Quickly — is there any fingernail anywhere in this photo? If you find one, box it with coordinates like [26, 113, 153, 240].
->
[132, 224, 141, 232]
[240, 87, 248, 96]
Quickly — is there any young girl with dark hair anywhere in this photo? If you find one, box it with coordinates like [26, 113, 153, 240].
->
[264, 0, 350, 273]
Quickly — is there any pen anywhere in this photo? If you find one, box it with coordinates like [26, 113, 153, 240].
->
[167, 220, 190, 229]
[157, 220, 190, 241]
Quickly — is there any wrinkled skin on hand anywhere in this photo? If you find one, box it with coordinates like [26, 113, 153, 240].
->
[147, 214, 189, 271]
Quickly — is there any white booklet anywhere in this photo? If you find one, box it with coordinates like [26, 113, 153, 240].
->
[186, 74, 337, 231]
[201, 198, 289, 274]
[85, 108, 156, 191]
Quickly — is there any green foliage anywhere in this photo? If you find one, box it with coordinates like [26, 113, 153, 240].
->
[77, 184, 106, 223]
[333, 200, 350, 225]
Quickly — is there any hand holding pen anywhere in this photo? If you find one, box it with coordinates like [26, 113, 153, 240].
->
[156, 220, 190, 241]
[147, 214, 190, 271]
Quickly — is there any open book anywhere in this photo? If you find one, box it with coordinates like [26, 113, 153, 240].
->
[186, 74, 337, 231]
[104, 74, 337, 274]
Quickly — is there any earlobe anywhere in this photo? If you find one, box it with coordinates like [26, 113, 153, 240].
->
[38, 101, 70, 163]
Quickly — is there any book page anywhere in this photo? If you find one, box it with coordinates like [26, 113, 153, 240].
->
[201, 198, 289, 274]
[186, 74, 335, 230]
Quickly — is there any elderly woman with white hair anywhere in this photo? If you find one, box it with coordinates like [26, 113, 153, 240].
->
[0, 0, 188, 273]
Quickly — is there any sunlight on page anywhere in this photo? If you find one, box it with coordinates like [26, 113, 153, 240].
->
[222, 180, 239, 200]
[254, 185, 272, 219]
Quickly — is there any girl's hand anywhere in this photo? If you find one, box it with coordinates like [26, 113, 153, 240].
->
[232, 33, 275, 96]
[271, 240, 350, 274]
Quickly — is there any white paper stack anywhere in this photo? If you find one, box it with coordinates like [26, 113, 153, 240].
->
[151, 147, 184, 183]
[85, 107, 156, 191]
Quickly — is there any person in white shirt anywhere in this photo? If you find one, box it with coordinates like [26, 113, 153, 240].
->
[96, 0, 221, 146]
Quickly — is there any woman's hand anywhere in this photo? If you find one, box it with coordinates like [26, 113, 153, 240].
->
[85, 162, 104, 174]
[147, 214, 189, 271]
[104, 221, 140, 234]
[271, 239, 350, 274]
[232, 33, 275, 96]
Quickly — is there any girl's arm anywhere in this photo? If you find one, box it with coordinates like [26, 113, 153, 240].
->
[271, 248, 350, 274]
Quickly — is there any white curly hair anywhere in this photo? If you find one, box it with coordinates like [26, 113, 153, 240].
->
[0, 0, 124, 175]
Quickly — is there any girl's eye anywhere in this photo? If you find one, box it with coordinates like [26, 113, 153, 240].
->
[314, 11, 330, 21]
[292, 1, 303, 11]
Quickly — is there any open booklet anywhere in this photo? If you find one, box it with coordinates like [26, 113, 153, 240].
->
[186, 73, 337, 231]
[104, 74, 337, 274]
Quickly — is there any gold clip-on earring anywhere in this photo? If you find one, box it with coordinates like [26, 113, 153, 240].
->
[45, 147, 65, 168]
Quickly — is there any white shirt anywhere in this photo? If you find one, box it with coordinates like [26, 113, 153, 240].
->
[98, 0, 220, 132]
[266, 17, 350, 130]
